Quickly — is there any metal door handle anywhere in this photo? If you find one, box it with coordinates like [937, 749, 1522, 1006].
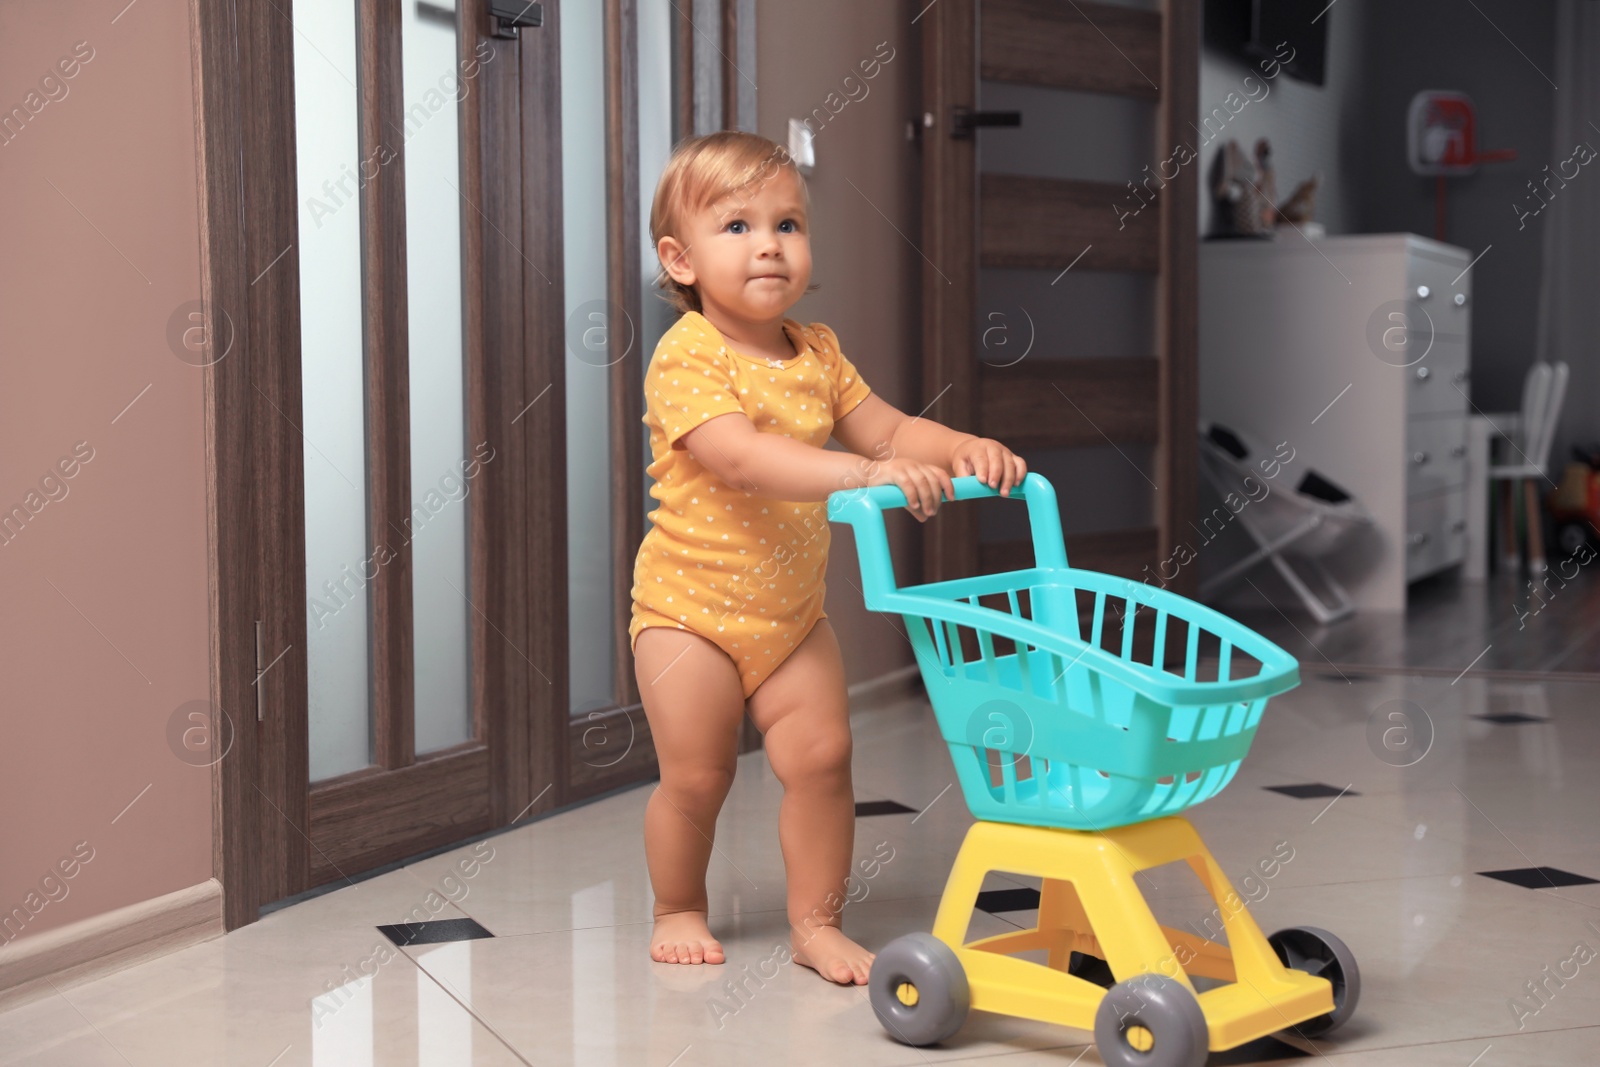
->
[489, 0, 543, 38]
[1416, 366, 1431, 380]
[255, 619, 266, 722]
[1412, 451, 1430, 465]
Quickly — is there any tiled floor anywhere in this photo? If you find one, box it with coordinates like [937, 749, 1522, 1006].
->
[3, 671, 1599, 1065]
[1223, 567, 1600, 678]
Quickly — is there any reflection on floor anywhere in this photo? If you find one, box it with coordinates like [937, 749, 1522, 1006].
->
[2, 671, 1598, 1065]
[1221, 565, 1600, 678]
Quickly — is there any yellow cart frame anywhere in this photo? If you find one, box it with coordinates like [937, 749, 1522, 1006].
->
[930, 816, 1333, 1052]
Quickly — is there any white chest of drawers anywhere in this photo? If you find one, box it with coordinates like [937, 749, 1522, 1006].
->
[1199, 233, 1473, 613]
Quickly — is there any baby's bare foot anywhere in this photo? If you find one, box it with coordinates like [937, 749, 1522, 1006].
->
[650, 910, 725, 965]
[791, 925, 876, 985]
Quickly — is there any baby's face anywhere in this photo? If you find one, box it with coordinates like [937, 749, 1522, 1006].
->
[664, 165, 812, 323]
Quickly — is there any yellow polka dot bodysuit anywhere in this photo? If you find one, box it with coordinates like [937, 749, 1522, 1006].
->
[629, 310, 873, 698]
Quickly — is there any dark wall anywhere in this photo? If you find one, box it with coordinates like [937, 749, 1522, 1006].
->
[1352, 0, 1560, 417]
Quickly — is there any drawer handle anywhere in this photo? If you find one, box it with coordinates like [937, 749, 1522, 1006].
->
[1416, 284, 1431, 299]
[1451, 444, 1467, 458]
[1409, 531, 1430, 547]
[1454, 292, 1467, 306]
[1453, 370, 1468, 384]
[1416, 366, 1431, 380]
[1412, 450, 1431, 465]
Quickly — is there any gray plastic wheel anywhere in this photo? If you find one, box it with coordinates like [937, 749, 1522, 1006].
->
[1268, 925, 1361, 1036]
[1093, 973, 1209, 1067]
[868, 932, 970, 1047]
[1558, 520, 1591, 556]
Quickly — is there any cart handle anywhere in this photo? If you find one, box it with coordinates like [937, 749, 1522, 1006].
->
[827, 473, 1067, 607]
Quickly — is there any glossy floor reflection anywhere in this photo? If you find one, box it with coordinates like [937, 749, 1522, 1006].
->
[2, 672, 1598, 1065]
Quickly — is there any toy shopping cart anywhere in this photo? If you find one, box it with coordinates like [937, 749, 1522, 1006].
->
[828, 473, 1360, 1067]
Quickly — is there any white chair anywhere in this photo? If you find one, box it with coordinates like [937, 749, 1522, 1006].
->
[1197, 424, 1374, 624]
[1487, 361, 1569, 573]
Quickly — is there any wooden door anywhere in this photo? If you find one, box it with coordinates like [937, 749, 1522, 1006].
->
[190, 0, 682, 926]
[917, 0, 1199, 598]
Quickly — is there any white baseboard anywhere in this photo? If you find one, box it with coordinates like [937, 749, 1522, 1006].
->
[0, 878, 225, 1011]
[848, 662, 924, 710]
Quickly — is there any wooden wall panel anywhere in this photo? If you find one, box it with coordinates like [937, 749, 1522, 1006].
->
[980, 175, 1161, 273]
[358, 0, 416, 771]
[979, 358, 1160, 449]
[980, 527, 1160, 582]
[607, 0, 644, 712]
[466, 0, 532, 826]
[309, 748, 492, 884]
[522, 0, 569, 814]
[980, 0, 1162, 98]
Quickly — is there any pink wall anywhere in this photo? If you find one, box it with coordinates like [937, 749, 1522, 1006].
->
[756, 1, 924, 688]
[0, 0, 213, 947]
[0, 0, 922, 953]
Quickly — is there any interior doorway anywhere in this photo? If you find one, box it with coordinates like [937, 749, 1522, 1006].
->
[191, 0, 693, 928]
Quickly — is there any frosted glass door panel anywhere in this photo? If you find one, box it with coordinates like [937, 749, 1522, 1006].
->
[402, 0, 472, 755]
[637, 0, 674, 538]
[295, 0, 372, 782]
[563, 0, 613, 717]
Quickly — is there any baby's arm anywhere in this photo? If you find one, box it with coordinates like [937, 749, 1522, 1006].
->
[836, 395, 1026, 497]
[683, 411, 958, 516]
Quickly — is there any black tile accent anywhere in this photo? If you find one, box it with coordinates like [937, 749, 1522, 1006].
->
[1264, 783, 1357, 800]
[377, 917, 495, 947]
[1473, 713, 1551, 725]
[1067, 951, 1116, 989]
[974, 887, 1041, 914]
[855, 799, 917, 817]
[1207, 1036, 1312, 1063]
[1478, 867, 1600, 889]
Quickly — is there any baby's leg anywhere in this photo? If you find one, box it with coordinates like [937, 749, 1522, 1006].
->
[633, 626, 747, 965]
[746, 619, 876, 986]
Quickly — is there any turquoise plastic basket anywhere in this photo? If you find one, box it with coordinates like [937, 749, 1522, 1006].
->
[827, 473, 1300, 831]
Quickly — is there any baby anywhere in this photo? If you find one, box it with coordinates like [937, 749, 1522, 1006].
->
[629, 130, 1026, 986]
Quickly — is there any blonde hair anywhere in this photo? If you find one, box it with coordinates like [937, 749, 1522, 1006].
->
[648, 130, 820, 315]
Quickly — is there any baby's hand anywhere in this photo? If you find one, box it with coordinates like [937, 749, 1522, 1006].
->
[866, 457, 956, 522]
[951, 437, 1027, 497]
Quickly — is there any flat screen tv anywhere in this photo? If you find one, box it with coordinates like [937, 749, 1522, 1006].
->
[1205, 0, 1328, 87]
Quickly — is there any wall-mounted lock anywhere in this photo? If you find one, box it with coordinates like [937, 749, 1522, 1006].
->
[488, 0, 543, 39]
